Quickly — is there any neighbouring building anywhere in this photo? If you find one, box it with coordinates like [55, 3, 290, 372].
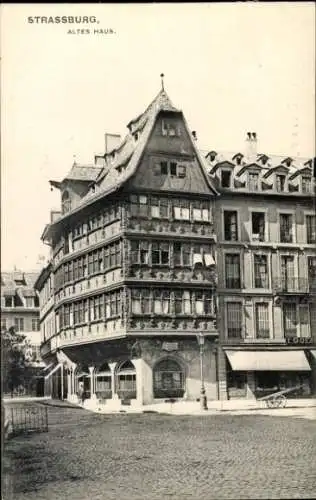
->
[206, 134, 316, 400]
[1, 270, 45, 395]
[37, 82, 316, 405]
[33, 262, 57, 397]
[37, 84, 219, 407]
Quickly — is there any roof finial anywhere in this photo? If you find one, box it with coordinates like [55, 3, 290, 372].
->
[73, 154, 77, 166]
[160, 73, 165, 91]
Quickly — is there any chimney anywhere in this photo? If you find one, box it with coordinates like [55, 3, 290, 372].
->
[104, 133, 121, 154]
[246, 132, 257, 158]
[192, 131, 197, 141]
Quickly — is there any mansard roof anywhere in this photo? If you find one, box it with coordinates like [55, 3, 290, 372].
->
[204, 150, 313, 180]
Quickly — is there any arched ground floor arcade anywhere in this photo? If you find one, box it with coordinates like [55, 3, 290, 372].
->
[43, 336, 219, 407]
[42, 338, 316, 407]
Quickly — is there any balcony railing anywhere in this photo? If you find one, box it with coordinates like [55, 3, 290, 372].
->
[272, 277, 310, 294]
[280, 232, 293, 243]
[225, 278, 241, 289]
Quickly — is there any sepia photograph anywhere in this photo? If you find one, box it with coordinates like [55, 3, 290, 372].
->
[1, 3, 316, 499]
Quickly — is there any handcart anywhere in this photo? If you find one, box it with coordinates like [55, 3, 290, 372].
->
[258, 385, 302, 409]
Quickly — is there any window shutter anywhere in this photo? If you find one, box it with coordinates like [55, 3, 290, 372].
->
[178, 165, 186, 178]
[153, 163, 161, 176]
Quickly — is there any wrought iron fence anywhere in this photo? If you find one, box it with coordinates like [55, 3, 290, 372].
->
[9, 406, 48, 436]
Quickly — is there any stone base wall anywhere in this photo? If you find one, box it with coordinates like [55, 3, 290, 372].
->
[136, 338, 218, 404]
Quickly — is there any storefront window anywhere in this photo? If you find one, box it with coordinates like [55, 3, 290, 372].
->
[95, 362, 112, 400]
[227, 363, 246, 399]
[116, 361, 136, 400]
[255, 371, 311, 398]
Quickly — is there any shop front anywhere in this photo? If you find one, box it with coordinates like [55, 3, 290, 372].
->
[224, 349, 312, 400]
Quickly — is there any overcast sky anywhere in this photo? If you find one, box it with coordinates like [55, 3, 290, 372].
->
[1, 3, 315, 271]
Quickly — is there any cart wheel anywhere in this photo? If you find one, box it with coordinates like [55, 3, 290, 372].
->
[274, 395, 286, 408]
[278, 395, 286, 408]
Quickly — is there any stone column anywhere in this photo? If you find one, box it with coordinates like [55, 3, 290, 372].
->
[71, 368, 75, 396]
[108, 362, 121, 410]
[67, 370, 71, 400]
[89, 366, 96, 400]
[68, 367, 77, 403]
[131, 358, 144, 408]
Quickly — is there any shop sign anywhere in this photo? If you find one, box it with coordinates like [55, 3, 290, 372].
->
[286, 337, 312, 345]
[162, 342, 178, 352]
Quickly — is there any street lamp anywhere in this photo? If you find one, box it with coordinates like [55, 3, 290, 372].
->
[196, 332, 208, 410]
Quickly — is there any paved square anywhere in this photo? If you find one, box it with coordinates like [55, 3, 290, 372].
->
[3, 402, 316, 499]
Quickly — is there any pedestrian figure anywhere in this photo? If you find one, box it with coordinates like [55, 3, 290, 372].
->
[78, 381, 84, 405]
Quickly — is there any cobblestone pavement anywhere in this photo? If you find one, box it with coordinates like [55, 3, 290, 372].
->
[219, 407, 316, 420]
[3, 402, 316, 500]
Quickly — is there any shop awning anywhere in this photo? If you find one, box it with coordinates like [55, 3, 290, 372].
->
[310, 351, 316, 360]
[225, 350, 311, 371]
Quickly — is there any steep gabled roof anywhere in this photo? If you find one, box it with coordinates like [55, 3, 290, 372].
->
[127, 88, 178, 131]
[94, 88, 218, 196]
[45, 88, 218, 235]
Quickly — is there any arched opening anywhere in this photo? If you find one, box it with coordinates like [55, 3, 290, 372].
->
[116, 360, 136, 400]
[95, 362, 112, 400]
[75, 365, 90, 399]
[153, 358, 185, 399]
[61, 190, 71, 214]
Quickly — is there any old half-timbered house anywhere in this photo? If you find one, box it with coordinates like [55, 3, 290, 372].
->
[38, 82, 219, 408]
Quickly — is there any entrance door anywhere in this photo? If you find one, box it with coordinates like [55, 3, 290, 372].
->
[153, 358, 185, 399]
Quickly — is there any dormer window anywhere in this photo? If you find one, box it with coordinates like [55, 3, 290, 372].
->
[248, 172, 259, 191]
[161, 120, 179, 137]
[177, 165, 186, 178]
[169, 126, 176, 137]
[61, 190, 71, 214]
[302, 176, 311, 194]
[221, 170, 232, 188]
[236, 156, 242, 166]
[276, 174, 286, 192]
